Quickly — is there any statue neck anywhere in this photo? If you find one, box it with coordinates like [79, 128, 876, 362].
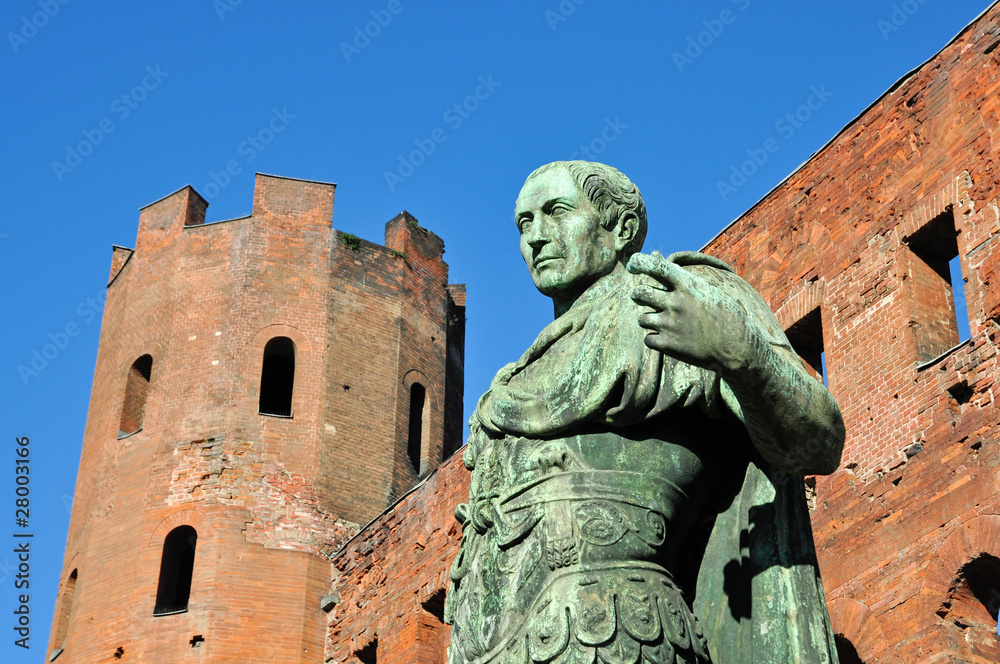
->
[552, 262, 627, 319]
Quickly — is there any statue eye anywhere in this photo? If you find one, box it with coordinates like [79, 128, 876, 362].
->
[550, 204, 570, 216]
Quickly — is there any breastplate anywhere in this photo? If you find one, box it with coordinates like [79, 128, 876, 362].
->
[446, 426, 715, 664]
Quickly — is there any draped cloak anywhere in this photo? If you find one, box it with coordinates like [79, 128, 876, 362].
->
[447, 252, 840, 663]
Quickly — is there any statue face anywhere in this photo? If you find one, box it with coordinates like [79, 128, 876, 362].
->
[515, 167, 621, 306]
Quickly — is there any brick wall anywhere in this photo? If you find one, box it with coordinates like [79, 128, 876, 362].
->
[325, 453, 468, 664]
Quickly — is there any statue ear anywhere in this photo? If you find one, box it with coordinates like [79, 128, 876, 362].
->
[615, 212, 639, 252]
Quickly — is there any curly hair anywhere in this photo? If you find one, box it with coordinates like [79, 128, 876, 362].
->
[522, 160, 647, 258]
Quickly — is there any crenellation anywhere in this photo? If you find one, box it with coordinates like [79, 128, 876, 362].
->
[136, 185, 209, 257]
[108, 245, 133, 285]
[252, 172, 336, 228]
[385, 211, 446, 268]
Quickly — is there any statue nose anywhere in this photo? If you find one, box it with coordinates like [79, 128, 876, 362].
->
[526, 234, 548, 251]
[524, 217, 550, 249]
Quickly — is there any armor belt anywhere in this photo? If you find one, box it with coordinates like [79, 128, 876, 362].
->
[487, 471, 687, 557]
[499, 470, 688, 516]
[449, 472, 709, 663]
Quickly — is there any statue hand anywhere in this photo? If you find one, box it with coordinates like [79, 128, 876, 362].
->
[627, 251, 758, 376]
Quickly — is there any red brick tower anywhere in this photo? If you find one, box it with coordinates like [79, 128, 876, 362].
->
[46, 173, 465, 663]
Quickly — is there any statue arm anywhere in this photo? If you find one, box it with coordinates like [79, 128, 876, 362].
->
[627, 251, 844, 475]
[719, 329, 845, 475]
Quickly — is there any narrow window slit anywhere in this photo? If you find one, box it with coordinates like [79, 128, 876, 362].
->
[259, 337, 295, 417]
[407, 383, 426, 474]
[154, 526, 197, 616]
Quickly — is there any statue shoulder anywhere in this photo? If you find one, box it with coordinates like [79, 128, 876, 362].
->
[666, 251, 791, 350]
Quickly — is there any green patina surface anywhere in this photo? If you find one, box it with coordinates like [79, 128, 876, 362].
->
[445, 162, 845, 664]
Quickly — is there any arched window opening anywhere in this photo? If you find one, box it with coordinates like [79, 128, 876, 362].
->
[939, 554, 1000, 626]
[963, 554, 1000, 624]
[51, 568, 78, 655]
[937, 553, 1000, 630]
[154, 526, 197, 616]
[407, 383, 426, 474]
[936, 553, 1000, 660]
[418, 589, 449, 664]
[355, 637, 377, 664]
[259, 337, 295, 417]
[119, 355, 152, 437]
[834, 634, 865, 664]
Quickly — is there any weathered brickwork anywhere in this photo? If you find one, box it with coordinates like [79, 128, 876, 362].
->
[699, 7, 1000, 661]
[324, 7, 1000, 663]
[48, 174, 464, 663]
[326, 455, 468, 664]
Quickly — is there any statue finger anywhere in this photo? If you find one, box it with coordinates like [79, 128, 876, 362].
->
[641, 329, 674, 354]
[627, 253, 690, 291]
[630, 285, 672, 310]
[637, 311, 670, 331]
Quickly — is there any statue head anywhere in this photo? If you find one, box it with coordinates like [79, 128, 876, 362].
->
[514, 161, 647, 314]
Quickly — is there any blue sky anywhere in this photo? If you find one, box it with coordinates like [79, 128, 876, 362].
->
[0, 0, 993, 659]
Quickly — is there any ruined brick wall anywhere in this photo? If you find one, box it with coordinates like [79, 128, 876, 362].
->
[700, 6, 1000, 662]
[324, 6, 1000, 664]
[48, 174, 463, 663]
[325, 453, 468, 664]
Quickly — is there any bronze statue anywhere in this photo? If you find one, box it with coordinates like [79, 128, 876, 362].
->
[445, 161, 845, 663]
